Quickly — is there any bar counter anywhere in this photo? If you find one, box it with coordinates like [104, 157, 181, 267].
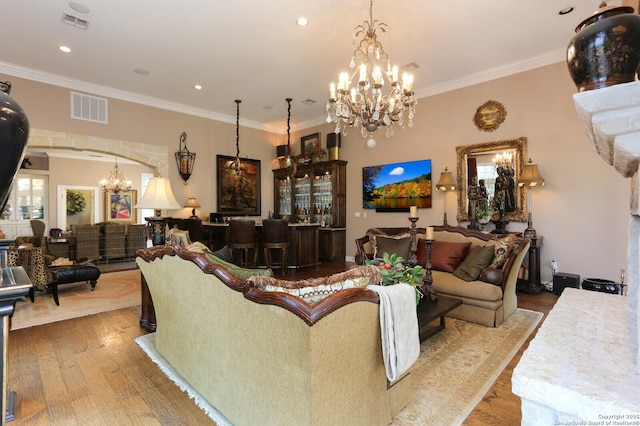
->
[202, 222, 322, 268]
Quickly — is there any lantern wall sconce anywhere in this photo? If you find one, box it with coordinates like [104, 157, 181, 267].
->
[175, 132, 196, 184]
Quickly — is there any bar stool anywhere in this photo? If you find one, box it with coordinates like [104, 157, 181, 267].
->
[262, 219, 289, 275]
[228, 220, 258, 267]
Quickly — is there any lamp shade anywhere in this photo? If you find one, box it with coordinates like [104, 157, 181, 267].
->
[135, 177, 181, 211]
[435, 168, 457, 191]
[518, 160, 545, 187]
[184, 197, 201, 208]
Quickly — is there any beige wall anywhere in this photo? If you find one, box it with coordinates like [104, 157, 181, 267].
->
[2, 61, 629, 284]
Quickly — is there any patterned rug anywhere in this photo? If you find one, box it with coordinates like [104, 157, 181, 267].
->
[136, 308, 542, 425]
[11, 269, 140, 330]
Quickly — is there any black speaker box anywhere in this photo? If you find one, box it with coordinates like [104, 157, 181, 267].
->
[327, 132, 341, 148]
[553, 273, 580, 295]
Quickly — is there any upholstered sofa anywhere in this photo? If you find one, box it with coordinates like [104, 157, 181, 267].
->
[136, 245, 413, 426]
[355, 225, 530, 327]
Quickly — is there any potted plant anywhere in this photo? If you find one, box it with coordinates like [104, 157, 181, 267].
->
[475, 198, 494, 231]
[365, 252, 423, 303]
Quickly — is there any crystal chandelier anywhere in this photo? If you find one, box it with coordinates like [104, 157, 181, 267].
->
[327, 0, 417, 148]
[493, 151, 514, 171]
[99, 156, 132, 193]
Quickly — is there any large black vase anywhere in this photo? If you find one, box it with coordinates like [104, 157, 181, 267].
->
[567, 3, 640, 92]
[0, 81, 30, 212]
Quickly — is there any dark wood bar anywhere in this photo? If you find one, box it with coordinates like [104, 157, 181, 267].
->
[202, 222, 321, 269]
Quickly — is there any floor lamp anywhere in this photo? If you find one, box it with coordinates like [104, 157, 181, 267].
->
[435, 167, 457, 225]
[135, 177, 182, 245]
[517, 158, 545, 238]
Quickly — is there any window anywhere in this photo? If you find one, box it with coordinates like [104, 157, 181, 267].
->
[1, 174, 48, 222]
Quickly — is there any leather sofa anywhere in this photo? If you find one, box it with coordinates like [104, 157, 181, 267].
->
[136, 245, 412, 426]
[355, 225, 530, 327]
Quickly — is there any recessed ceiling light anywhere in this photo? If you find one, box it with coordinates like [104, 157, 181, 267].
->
[297, 17, 308, 26]
[69, 2, 90, 13]
[134, 68, 150, 75]
[559, 7, 574, 15]
[194, 85, 202, 90]
[59, 45, 71, 53]
[302, 99, 316, 105]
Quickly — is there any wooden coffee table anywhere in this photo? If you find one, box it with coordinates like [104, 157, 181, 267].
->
[416, 295, 463, 341]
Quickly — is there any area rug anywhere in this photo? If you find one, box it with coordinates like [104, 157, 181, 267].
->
[11, 269, 141, 330]
[135, 308, 542, 425]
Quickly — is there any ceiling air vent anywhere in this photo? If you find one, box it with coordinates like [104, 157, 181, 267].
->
[62, 13, 89, 30]
[71, 92, 108, 124]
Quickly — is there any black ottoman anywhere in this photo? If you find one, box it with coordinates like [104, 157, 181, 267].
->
[47, 264, 101, 306]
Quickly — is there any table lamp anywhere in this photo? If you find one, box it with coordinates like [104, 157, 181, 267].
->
[184, 197, 201, 220]
[435, 167, 457, 225]
[517, 158, 545, 238]
[135, 177, 181, 245]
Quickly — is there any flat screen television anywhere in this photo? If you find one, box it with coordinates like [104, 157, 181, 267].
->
[362, 159, 432, 212]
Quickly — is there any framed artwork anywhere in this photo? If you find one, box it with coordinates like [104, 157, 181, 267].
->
[216, 155, 261, 216]
[301, 133, 321, 157]
[473, 100, 507, 132]
[105, 190, 137, 223]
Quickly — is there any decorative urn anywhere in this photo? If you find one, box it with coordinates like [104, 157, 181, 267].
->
[567, 2, 640, 92]
[0, 81, 30, 213]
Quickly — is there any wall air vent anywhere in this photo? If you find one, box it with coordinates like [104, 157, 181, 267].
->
[71, 92, 108, 124]
[62, 13, 89, 30]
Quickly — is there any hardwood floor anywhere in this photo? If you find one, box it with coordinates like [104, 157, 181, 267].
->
[7, 262, 558, 425]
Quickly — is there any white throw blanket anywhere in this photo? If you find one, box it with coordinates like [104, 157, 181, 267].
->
[367, 284, 420, 381]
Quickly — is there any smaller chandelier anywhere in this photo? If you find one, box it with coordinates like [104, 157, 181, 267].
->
[99, 156, 132, 194]
[175, 131, 196, 183]
[327, 0, 417, 147]
[493, 151, 514, 171]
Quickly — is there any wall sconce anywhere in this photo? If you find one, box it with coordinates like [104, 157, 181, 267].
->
[175, 132, 196, 184]
[435, 167, 457, 225]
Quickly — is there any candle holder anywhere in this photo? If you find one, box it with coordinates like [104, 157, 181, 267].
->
[408, 216, 419, 266]
[420, 238, 438, 303]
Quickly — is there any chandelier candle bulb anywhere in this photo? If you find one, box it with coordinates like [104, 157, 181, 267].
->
[410, 206, 418, 218]
[427, 227, 434, 240]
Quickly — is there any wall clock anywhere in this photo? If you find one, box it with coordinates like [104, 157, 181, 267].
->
[473, 100, 507, 132]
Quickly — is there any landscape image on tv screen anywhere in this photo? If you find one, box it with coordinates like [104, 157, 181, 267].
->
[362, 159, 432, 212]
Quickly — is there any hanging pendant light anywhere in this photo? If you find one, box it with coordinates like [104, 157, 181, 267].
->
[283, 98, 297, 178]
[230, 99, 242, 173]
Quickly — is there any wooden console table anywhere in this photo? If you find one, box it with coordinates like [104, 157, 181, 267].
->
[517, 235, 543, 294]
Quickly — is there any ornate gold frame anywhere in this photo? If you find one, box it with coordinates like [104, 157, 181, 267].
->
[456, 137, 527, 223]
[473, 100, 507, 132]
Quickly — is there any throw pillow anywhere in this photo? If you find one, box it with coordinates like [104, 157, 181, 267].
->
[421, 240, 472, 272]
[484, 234, 516, 270]
[372, 233, 411, 260]
[480, 267, 504, 286]
[249, 265, 380, 305]
[453, 245, 496, 281]
[211, 245, 234, 263]
[185, 241, 212, 254]
[204, 252, 273, 280]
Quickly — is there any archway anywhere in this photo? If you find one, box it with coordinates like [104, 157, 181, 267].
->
[28, 129, 170, 177]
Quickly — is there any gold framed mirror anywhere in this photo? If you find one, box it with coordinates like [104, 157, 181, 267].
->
[456, 137, 528, 223]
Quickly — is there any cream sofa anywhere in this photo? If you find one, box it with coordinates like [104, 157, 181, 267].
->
[136, 245, 412, 426]
[355, 225, 530, 327]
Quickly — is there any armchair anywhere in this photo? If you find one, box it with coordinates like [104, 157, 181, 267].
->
[71, 224, 100, 262]
[5, 246, 53, 291]
[13, 236, 57, 266]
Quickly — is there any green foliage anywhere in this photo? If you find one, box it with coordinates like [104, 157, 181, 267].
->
[366, 252, 424, 299]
